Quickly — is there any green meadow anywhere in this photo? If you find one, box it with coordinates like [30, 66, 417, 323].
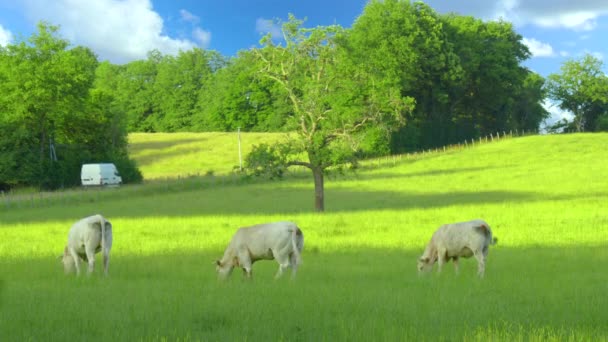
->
[1, 133, 607, 341]
[128, 132, 286, 179]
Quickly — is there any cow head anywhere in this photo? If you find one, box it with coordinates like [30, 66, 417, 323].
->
[61, 247, 77, 274]
[417, 256, 434, 273]
[215, 260, 234, 279]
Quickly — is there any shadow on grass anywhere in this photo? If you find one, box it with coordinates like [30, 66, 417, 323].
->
[1, 245, 607, 341]
[129, 137, 205, 152]
[345, 165, 504, 181]
[0, 187, 539, 223]
[130, 138, 210, 168]
[2, 162, 605, 224]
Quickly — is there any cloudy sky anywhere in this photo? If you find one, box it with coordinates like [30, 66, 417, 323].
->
[1, 0, 607, 124]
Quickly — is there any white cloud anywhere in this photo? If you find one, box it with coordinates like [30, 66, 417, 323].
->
[20, 0, 204, 63]
[522, 37, 555, 57]
[534, 11, 598, 31]
[0, 24, 13, 46]
[255, 18, 282, 40]
[542, 100, 574, 131]
[420, 0, 608, 31]
[180, 9, 199, 24]
[192, 27, 211, 47]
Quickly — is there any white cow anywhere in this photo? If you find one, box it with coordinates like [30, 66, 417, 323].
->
[61, 214, 113, 276]
[216, 221, 304, 280]
[417, 219, 497, 277]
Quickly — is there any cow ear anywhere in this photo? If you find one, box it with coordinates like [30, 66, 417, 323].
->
[63, 246, 69, 256]
[215, 260, 222, 266]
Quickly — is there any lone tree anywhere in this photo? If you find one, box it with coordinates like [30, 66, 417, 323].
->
[546, 53, 608, 132]
[247, 15, 414, 211]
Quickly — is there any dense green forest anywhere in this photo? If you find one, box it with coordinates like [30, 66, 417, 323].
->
[1, 0, 607, 190]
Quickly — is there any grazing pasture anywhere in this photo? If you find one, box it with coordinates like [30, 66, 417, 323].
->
[1, 133, 607, 341]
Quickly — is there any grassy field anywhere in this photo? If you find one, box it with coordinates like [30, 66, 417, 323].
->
[128, 132, 286, 179]
[1, 133, 607, 341]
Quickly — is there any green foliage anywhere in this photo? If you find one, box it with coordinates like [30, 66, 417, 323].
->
[154, 49, 224, 132]
[0, 120, 39, 186]
[546, 53, 608, 132]
[252, 15, 412, 210]
[243, 143, 287, 179]
[0, 22, 140, 189]
[346, 1, 541, 152]
[193, 50, 290, 132]
[512, 72, 550, 131]
[597, 114, 608, 131]
[111, 154, 144, 184]
[7, 3, 549, 153]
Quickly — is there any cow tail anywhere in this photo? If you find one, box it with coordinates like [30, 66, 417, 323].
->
[292, 226, 303, 266]
[100, 215, 107, 250]
[475, 223, 496, 245]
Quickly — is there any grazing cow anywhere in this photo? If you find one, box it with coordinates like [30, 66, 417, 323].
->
[61, 214, 113, 276]
[417, 219, 497, 277]
[216, 221, 304, 280]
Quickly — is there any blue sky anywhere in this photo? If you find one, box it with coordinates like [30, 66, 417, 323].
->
[1, 0, 607, 125]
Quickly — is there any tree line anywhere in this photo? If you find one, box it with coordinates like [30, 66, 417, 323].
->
[1, 0, 607, 192]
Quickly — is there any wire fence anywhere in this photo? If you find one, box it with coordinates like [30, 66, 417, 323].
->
[0, 128, 539, 211]
[363, 128, 539, 169]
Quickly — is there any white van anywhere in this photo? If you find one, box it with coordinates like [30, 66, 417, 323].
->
[81, 163, 123, 186]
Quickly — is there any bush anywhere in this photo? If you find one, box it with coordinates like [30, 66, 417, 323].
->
[244, 143, 286, 180]
[112, 155, 143, 184]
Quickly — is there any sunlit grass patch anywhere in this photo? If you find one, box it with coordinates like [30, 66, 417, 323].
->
[128, 132, 285, 179]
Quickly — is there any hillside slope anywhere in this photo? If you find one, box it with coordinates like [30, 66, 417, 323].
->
[128, 132, 285, 179]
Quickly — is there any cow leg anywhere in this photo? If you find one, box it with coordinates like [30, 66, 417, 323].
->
[244, 267, 253, 279]
[85, 245, 96, 276]
[68, 248, 82, 275]
[289, 253, 299, 280]
[436, 248, 447, 274]
[475, 252, 486, 277]
[237, 252, 253, 279]
[275, 263, 290, 279]
[274, 252, 290, 279]
[102, 249, 110, 276]
[452, 257, 460, 275]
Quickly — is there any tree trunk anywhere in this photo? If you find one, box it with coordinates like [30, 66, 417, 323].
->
[312, 167, 324, 212]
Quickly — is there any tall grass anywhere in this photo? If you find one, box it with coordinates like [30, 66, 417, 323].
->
[1, 133, 607, 341]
